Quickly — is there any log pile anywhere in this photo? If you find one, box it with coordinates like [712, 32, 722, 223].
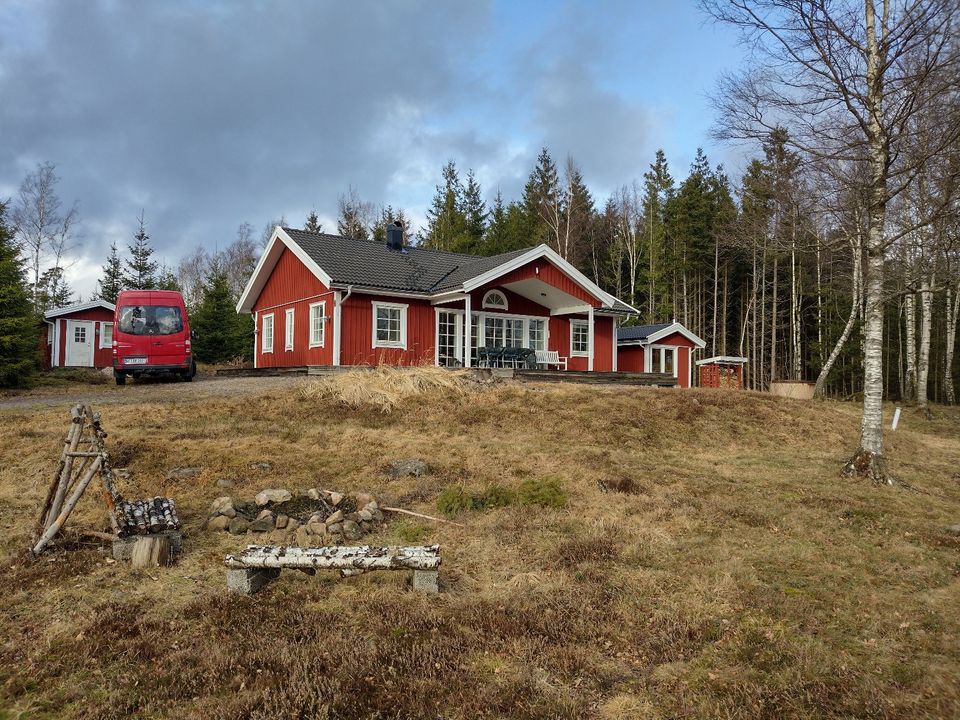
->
[31, 404, 181, 555]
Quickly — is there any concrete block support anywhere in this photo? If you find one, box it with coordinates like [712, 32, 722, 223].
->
[412, 569, 439, 594]
[226, 567, 281, 595]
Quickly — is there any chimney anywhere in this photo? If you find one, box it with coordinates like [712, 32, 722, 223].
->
[386, 220, 404, 251]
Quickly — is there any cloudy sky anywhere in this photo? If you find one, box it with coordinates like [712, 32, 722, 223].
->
[0, 0, 749, 299]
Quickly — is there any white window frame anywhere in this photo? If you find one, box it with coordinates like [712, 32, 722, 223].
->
[309, 301, 326, 348]
[570, 319, 590, 357]
[372, 301, 408, 349]
[482, 289, 508, 311]
[434, 307, 464, 366]
[284, 308, 295, 351]
[262, 312, 275, 354]
[99, 322, 113, 349]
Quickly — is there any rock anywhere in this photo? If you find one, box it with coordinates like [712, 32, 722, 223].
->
[210, 496, 235, 516]
[249, 516, 275, 533]
[296, 526, 311, 548]
[286, 518, 300, 532]
[216, 478, 235, 489]
[359, 521, 372, 534]
[267, 529, 288, 545]
[307, 521, 326, 536]
[208, 515, 231, 531]
[168, 466, 203, 480]
[326, 522, 343, 535]
[388, 459, 430, 478]
[228, 518, 250, 535]
[325, 509, 344, 525]
[366, 500, 379, 511]
[256, 509, 274, 521]
[342, 520, 362, 541]
[358, 509, 373, 522]
[329, 492, 344, 507]
[369, 509, 384, 523]
[275, 514, 289, 529]
[255, 488, 292, 506]
[355, 492, 375, 508]
[251, 461, 273, 472]
[945, 523, 960, 536]
[307, 488, 321, 500]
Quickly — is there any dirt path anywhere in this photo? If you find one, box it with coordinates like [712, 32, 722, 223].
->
[0, 375, 309, 412]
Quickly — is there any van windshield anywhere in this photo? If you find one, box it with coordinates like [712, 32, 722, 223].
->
[118, 305, 184, 336]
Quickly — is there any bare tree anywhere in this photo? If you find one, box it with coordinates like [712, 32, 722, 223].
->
[702, 0, 960, 483]
[11, 162, 78, 306]
[337, 186, 374, 241]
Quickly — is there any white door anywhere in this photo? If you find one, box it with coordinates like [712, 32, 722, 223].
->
[65, 320, 95, 367]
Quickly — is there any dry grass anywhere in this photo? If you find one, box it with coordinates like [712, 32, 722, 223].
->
[0, 374, 958, 719]
[299, 366, 477, 413]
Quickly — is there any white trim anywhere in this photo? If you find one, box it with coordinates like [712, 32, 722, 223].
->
[253, 311, 258, 368]
[460, 244, 638, 314]
[51, 319, 61, 368]
[587, 306, 594, 372]
[644, 321, 706, 349]
[612, 323, 618, 372]
[372, 301, 408, 349]
[309, 301, 327, 348]
[570, 319, 590, 357]
[481, 289, 508, 311]
[551, 304, 593, 316]
[64, 319, 95, 367]
[340, 286, 429, 299]
[463, 294, 472, 367]
[44, 299, 115, 319]
[284, 308, 295, 351]
[431, 292, 469, 305]
[695, 355, 749, 365]
[261, 312, 275, 354]
[434, 307, 464, 367]
[99, 322, 113, 349]
[688, 348, 693, 388]
[236, 227, 334, 314]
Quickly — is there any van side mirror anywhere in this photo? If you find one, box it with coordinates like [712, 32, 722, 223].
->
[191, 329, 198, 340]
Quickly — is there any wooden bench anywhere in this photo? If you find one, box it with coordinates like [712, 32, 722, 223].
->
[224, 544, 441, 594]
[535, 349, 568, 371]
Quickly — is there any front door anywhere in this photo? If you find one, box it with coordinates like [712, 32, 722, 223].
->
[65, 320, 95, 367]
[436, 310, 463, 367]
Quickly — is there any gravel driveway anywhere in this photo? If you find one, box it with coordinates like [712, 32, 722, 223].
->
[0, 375, 310, 412]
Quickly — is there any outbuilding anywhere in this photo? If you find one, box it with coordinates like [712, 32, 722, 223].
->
[41, 300, 115, 369]
[616, 321, 705, 388]
[696, 355, 748, 389]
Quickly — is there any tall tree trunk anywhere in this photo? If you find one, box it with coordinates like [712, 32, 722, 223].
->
[815, 232, 862, 398]
[945, 282, 958, 405]
[712, 237, 719, 356]
[904, 290, 917, 402]
[722, 263, 729, 356]
[771, 255, 779, 383]
[816, 230, 824, 367]
[916, 271, 934, 416]
[760, 241, 768, 389]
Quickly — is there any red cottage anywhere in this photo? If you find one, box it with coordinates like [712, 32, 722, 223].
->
[237, 227, 639, 371]
[615, 321, 706, 388]
[41, 300, 116, 369]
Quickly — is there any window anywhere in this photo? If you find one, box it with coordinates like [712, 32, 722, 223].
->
[482, 289, 508, 310]
[309, 302, 326, 348]
[262, 313, 274, 353]
[117, 305, 184, 336]
[74, 325, 87, 343]
[483, 316, 524, 348]
[664, 347, 675, 375]
[100, 322, 113, 348]
[528, 319, 546, 351]
[285, 308, 295, 351]
[570, 320, 589, 356]
[372, 302, 407, 348]
[436, 310, 462, 366]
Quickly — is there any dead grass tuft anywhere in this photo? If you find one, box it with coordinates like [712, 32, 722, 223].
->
[298, 366, 479, 413]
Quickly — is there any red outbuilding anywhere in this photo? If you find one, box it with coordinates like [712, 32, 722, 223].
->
[237, 225, 639, 371]
[41, 300, 116, 369]
[696, 356, 748, 389]
[615, 321, 706, 388]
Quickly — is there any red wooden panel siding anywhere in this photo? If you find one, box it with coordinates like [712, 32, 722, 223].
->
[51, 308, 115, 368]
[617, 346, 645, 373]
[494, 259, 601, 307]
[253, 248, 335, 368]
[340, 294, 436, 367]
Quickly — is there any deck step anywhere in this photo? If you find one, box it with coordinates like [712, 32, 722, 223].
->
[515, 370, 677, 386]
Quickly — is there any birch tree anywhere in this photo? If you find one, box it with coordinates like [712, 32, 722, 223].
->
[702, 0, 960, 483]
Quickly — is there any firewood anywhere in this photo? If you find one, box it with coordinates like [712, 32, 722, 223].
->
[32, 456, 102, 555]
[225, 544, 441, 571]
[130, 535, 172, 569]
[381, 506, 465, 527]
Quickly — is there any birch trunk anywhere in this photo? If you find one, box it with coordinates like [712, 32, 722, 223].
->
[771, 254, 779, 383]
[916, 272, 934, 416]
[815, 232, 862, 398]
[945, 282, 958, 405]
[903, 290, 917, 402]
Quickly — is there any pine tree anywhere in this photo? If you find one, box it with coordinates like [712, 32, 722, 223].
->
[191, 263, 249, 363]
[34, 266, 72, 312]
[304, 210, 323, 233]
[641, 149, 674, 322]
[97, 241, 125, 303]
[123, 212, 158, 289]
[0, 201, 38, 387]
[421, 161, 469, 251]
[522, 147, 560, 248]
[155, 265, 181, 292]
[462, 169, 487, 253]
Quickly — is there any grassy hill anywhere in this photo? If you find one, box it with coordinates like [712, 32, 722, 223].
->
[0, 371, 958, 719]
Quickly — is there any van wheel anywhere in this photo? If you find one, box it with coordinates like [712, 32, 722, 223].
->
[114, 372, 126, 386]
[182, 360, 196, 382]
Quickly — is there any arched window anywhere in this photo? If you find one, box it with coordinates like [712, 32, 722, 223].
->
[482, 289, 508, 311]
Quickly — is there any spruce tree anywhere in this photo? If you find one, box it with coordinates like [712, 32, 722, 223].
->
[97, 241, 125, 303]
[0, 201, 38, 387]
[34, 266, 72, 312]
[641, 150, 674, 322]
[462, 169, 487, 252]
[123, 212, 158, 289]
[304, 210, 323, 233]
[421, 161, 469, 251]
[522, 147, 560, 248]
[191, 264, 248, 363]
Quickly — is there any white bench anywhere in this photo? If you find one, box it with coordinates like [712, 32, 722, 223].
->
[535, 349, 568, 371]
[225, 544, 441, 594]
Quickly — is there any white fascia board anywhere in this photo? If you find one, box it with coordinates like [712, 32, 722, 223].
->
[431, 292, 469, 305]
[236, 227, 334, 314]
[44, 299, 116, 319]
[460, 244, 629, 311]
[550, 304, 592, 316]
[343, 286, 430, 299]
[644, 321, 707, 349]
[696, 355, 749, 366]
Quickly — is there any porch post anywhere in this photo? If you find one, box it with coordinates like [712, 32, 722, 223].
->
[463, 294, 471, 368]
[333, 291, 342, 367]
[587, 306, 594, 372]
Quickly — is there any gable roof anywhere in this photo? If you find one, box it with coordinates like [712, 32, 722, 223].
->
[617, 320, 706, 349]
[237, 227, 639, 315]
[43, 299, 115, 319]
[617, 323, 672, 342]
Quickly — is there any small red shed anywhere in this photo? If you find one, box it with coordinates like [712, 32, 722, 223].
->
[616, 321, 705, 388]
[696, 356, 747, 389]
[41, 300, 116, 369]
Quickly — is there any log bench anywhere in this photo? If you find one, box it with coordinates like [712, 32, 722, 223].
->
[224, 544, 441, 594]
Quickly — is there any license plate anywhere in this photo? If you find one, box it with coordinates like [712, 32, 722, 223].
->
[124, 357, 147, 365]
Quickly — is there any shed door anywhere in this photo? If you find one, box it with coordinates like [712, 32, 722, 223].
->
[65, 320, 95, 367]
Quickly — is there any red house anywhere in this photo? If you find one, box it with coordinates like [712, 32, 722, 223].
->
[615, 321, 706, 388]
[42, 300, 116, 369]
[237, 226, 639, 371]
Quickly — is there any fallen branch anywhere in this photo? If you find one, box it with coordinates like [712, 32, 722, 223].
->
[381, 506, 465, 527]
[67, 528, 117, 542]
